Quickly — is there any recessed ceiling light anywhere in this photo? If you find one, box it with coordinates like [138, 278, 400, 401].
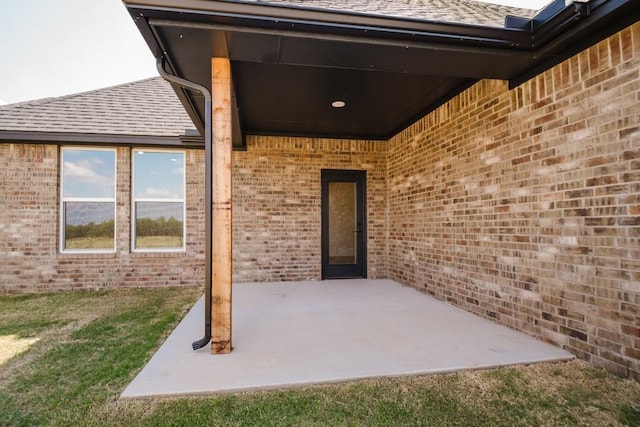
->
[331, 100, 346, 108]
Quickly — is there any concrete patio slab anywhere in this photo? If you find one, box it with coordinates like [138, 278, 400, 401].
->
[121, 279, 573, 398]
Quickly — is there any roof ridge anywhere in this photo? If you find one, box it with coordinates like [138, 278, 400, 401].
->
[2, 97, 57, 108]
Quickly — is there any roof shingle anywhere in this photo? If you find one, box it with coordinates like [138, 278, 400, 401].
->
[249, 0, 539, 28]
[0, 77, 194, 137]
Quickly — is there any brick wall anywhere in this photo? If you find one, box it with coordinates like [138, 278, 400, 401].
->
[1, 22, 638, 380]
[387, 22, 640, 379]
[232, 136, 387, 282]
[0, 137, 387, 290]
[0, 145, 205, 292]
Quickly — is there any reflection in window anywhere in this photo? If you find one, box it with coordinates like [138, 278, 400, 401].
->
[60, 148, 116, 251]
[328, 182, 357, 264]
[133, 151, 185, 251]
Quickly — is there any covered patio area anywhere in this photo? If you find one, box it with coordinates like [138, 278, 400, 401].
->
[122, 279, 572, 398]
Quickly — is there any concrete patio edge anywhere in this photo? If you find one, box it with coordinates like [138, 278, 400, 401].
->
[121, 279, 574, 399]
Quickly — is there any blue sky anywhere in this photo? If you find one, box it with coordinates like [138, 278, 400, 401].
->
[63, 149, 116, 226]
[0, 0, 550, 106]
[63, 149, 115, 199]
[62, 149, 185, 224]
[62, 149, 184, 199]
[134, 151, 185, 200]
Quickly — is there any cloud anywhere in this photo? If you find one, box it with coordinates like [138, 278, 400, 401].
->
[63, 156, 114, 198]
[63, 160, 112, 187]
[140, 187, 181, 199]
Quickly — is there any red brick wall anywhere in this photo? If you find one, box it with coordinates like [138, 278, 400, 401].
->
[387, 22, 640, 379]
[0, 145, 206, 292]
[232, 136, 387, 282]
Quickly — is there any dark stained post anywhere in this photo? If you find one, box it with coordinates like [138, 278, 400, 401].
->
[211, 57, 233, 354]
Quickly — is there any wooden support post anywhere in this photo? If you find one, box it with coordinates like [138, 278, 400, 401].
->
[211, 57, 233, 354]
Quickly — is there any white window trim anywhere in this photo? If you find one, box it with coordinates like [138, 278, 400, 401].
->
[131, 149, 186, 253]
[60, 147, 117, 254]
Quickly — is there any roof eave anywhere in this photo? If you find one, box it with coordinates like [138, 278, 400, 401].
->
[125, 0, 535, 47]
[122, 0, 640, 141]
[0, 130, 203, 148]
[510, 0, 640, 87]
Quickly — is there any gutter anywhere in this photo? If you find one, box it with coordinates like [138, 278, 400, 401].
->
[509, 0, 640, 87]
[126, 0, 533, 49]
[0, 130, 201, 148]
[156, 58, 213, 351]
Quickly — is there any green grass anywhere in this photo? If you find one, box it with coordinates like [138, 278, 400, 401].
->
[1, 288, 639, 426]
[136, 235, 183, 248]
[66, 235, 182, 250]
[65, 237, 113, 249]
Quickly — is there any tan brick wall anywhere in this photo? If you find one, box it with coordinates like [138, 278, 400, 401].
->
[0, 145, 205, 292]
[1, 22, 638, 381]
[232, 136, 387, 282]
[0, 136, 386, 292]
[387, 22, 640, 380]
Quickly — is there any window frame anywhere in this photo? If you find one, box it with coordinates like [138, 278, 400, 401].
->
[131, 148, 186, 253]
[59, 147, 117, 254]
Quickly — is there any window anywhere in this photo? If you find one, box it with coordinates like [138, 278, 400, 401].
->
[60, 148, 116, 252]
[132, 150, 185, 251]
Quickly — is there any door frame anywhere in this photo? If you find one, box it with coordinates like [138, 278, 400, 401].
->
[321, 169, 367, 279]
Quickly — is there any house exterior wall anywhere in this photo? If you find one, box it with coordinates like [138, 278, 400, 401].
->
[232, 136, 387, 282]
[387, 22, 640, 379]
[1, 23, 638, 381]
[0, 136, 387, 291]
[0, 144, 206, 292]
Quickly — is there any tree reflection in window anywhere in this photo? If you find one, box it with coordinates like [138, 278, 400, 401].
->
[60, 148, 116, 252]
[132, 150, 185, 250]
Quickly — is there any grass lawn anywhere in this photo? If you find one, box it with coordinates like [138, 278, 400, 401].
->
[64, 237, 114, 250]
[135, 235, 183, 249]
[1, 288, 639, 426]
[66, 236, 182, 250]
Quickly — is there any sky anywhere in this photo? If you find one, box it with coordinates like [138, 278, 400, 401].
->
[62, 149, 184, 224]
[62, 149, 184, 200]
[0, 0, 157, 105]
[0, 0, 551, 106]
[133, 151, 185, 200]
[62, 149, 116, 199]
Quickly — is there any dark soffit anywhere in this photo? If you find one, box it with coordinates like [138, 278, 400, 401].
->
[124, 0, 640, 148]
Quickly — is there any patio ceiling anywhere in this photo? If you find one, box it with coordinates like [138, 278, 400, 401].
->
[124, 0, 640, 148]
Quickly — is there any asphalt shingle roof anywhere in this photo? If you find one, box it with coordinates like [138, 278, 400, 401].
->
[251, 0, 539, 28]
[0, 1, 541, 140]
[0, 77, 194, 137]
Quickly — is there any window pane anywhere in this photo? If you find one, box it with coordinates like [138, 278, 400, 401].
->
[134, 151, 184, 199]
[135, 202, 184, 249]
[62, 149, 115, 198]
[64, 202, 114, 250]
[328, 182, 357, 264]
